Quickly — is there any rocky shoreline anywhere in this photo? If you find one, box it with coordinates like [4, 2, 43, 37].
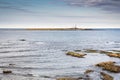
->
[0, 49, 120, 80]
[56, 50, 120, 80]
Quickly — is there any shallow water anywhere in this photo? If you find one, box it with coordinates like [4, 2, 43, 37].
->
[0, 29, 120, 80]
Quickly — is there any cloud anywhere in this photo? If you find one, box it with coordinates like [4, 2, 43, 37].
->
[0, 0, 34, 13]
[0, 1, 11, 5]
[62, 0, 120, 12]
[0, 6, 33, 13]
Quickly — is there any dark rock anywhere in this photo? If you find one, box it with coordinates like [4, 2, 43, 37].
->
[9, 64, 15, 66]
[19, 39, 26, 41]
[82, 75, 91, 80]
[42, 75, 51, 78]
[84, 70, 94, 74]
[100, 72, 113, 80]
[74, 50, 81, 52]
[3, 70, 12, 74]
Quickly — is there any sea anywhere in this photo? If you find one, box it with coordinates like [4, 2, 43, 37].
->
[0, 29, 120, 80]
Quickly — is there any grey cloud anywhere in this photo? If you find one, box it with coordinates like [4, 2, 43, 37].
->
[57, 15, 99, 18]
[0, 0, 34, 13]
[0, 6, 33, 13]
[62, 0, 120, 12]
[0, 1, 11, 5]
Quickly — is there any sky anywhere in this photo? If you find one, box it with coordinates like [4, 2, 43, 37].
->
[0, 0, 120, 28]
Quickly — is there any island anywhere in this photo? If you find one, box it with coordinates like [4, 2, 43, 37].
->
[26, 27, 92, 30]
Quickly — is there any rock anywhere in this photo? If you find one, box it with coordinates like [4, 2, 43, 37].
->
[27, 74, 33, 76]
[66, 52, 86, 58]
[84, 75, 91, 80]
[56, 75, 91, 80]
[74, 50, 81, 52]
[19, 39, 26, 41]
[84, 49, 98, 53]
[106, 53, 120, 58]
[99, 50, 120, 58]
[96, 61, 120, 73]
[3, 70, 12, 74]
[77, 77, 83, 79]
[100, 72, 113, 80]
[96, 61, 115, 66]
[84, 70, 94, 74]
[102, 65, 120, 73]
[9, 63, 15, 66]
[112, 50, 120, 52]
[42, 75, 51, 78]
[99, 50, 112, 54]
[56, 77, 78, 80]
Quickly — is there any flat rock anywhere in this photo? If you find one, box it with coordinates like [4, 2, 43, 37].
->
[96, 61, 120, 73]
[84, 49, 99, 53]
[56, 77, 78, 80]
[66, 52, 86, 58]
[84, 70, 94, 74]
[100, 72, 113, 80]
[106, 53, 120, 58]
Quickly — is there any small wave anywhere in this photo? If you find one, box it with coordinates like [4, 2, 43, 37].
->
[0, 49, 36, 53]
[0, 65, 58, 71]
[0, 66, 33, 70]
[0, 54, 41, 59]
[106, 41, 120, 45]
[0, 47, 11, 49]
[0, 51, 10, 53]
[35, 41, 45, 45]
[16, 49, 36, 52]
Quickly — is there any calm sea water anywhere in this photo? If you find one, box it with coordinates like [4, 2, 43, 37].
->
[0, 29, 120, 80]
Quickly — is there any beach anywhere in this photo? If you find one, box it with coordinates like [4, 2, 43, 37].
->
[0, 29, 120, 80]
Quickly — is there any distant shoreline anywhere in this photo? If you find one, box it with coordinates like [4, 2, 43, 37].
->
[26, 28, 92, 30]
[0, 28, 120, 31]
